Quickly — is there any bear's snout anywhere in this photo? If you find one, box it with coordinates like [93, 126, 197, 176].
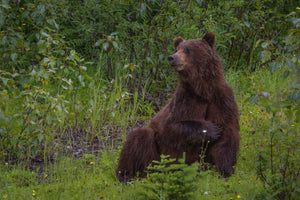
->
[168, 54, 184, 71]
[168, 55, 175, 65]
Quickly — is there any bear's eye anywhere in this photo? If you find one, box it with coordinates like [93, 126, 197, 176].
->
[183, 48, 190, 54]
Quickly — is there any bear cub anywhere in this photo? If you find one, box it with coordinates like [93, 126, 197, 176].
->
[116, 32, 240, 182]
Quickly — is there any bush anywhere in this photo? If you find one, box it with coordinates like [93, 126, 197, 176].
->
[251, 23, 299, 199]
[134, 154, 199, 200]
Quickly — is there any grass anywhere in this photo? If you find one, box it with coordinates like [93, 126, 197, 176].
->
[0, 66, 298, 200]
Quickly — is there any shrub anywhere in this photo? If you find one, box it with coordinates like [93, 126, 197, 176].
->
[134, 154, 199, 200]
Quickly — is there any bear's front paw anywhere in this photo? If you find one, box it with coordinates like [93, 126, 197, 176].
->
[204, 124, 222, 141]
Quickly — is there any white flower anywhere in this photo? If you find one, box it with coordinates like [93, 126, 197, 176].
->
[204, 191, 208, 195]
[202, 130, 207, 133]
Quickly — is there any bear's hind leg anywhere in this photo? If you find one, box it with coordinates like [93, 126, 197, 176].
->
[208, 133, 239, 178]
[116, 127, 160, 182]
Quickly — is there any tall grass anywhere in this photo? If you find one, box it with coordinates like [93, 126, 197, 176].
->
[1, 65, 298, 199]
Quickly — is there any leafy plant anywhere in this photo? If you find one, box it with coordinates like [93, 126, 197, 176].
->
[135, 154, 199, 200]
[250, 21, 300, 199]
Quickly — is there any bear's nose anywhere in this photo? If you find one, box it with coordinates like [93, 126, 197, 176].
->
[168, 55, 174, 64]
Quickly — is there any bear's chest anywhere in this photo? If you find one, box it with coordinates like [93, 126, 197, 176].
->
[170, 96, 208, 121]
[149, 97, 208, 132]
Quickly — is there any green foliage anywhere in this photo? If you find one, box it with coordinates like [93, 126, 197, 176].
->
[247, 22, 300, 200]
[0, 67, 297, 200]
[0, 151, 121, 200]
[0, 0, 299, 199]
[4, 168, 37, 187]
[135, 154, 199, 200]
[252, 75, 299, 199]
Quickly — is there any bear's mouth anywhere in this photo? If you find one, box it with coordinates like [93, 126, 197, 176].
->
[170, 64, 185, 71]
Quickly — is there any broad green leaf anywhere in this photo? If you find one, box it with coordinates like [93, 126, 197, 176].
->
[38, 134, 44, 142]
[270, 62, 279, 73]
[283, 70, 290, 78]
[11, 53, 17, 61]
[103, 42, 109, 51]
[0, 0, 11, 9]
[250, 95, 259, 104]
[286, 58, 298, 74]
[196, 0, 202, 6]
[80, 66, 87, 71]
[37, 4, 45, 14]
[261, 50, 271, 62]
[95, 39, 102, 47]
[1, 78, 9, 86]
[261, 42, 269, 49]
[112, 41, 118, 49]
[78, 75, 85, 86]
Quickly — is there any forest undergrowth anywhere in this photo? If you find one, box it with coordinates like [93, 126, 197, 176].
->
[0, 0, 299, 199]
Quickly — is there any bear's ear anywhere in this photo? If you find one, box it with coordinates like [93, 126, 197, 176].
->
[173, 37, 184, 49]
[203, 32, 215, 48]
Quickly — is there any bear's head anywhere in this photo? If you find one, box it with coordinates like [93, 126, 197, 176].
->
[168, 32, 223, 83]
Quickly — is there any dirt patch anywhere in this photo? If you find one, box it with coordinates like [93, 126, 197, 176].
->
[27, 120, 149, 173]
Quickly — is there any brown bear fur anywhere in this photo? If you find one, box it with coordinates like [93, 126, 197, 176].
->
[116, 32, 240, 182]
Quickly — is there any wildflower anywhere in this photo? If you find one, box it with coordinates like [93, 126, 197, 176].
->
[3, 196, 7, 199]
[202, 130, 207, 133]
[23, 83, 30, 88]
[237, 194, 241, 198]
[32, 190, 36, 196]
[229, 198, 233, 200]
[238, 180, 241, 184]
[232, 165, 235, 168]
[32, 5, 36, 8]
[204, 191, 208, 195]
[297, 7, 300, 10]
[90, 161, 95, 165]
[22, 23, 26, 26]
[21, 7, 25, 10]
[118, 170, 122, 174]
[291, 124, 295, 127]
[18, 26, 22, 30]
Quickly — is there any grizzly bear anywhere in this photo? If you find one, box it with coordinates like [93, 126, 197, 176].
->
[116, 32, 240, 182]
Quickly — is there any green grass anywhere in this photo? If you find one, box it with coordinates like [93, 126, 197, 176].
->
[0, 67, 298, 200]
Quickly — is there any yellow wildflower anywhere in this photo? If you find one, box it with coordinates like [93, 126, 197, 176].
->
[238, 180, 242, 184]
[32, 5, 36, 8]
[118, 171, 121, 174]
[3, 196, 7, 199]
[237, 194, 241, 198]
[23, 83, 30, 88]
[21, 8, 25, 10]
[291, 124, 295, 127]
[90, 161, 95, 165]
[296, 7, 300, 10]
[22, 23, 26, 26]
